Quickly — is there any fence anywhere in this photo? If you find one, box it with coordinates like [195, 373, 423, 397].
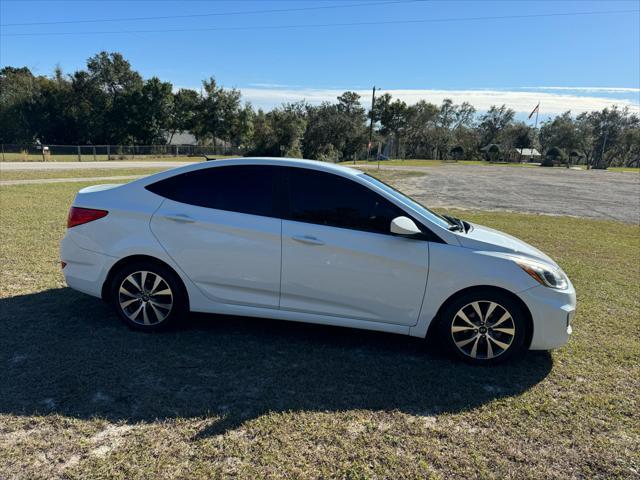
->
[0, 144, 247, 162]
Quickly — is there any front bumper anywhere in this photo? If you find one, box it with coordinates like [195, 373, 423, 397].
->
[519, 282, 576, 350]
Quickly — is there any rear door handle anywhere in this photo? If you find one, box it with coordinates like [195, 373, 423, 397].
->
[162, 213, 195, 223]
[292, 235, 325, 246]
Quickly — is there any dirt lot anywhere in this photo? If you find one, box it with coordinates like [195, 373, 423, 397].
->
[361, 165, 640, 223]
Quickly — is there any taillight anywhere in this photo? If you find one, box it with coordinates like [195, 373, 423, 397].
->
[67, 206, 108, 228]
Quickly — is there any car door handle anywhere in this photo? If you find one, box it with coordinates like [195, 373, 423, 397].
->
[162, 213, 195, 223]
[292, 235, 325, 246]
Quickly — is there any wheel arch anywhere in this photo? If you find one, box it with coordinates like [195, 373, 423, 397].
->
[101, 254, 190, 310]
[426, 285, 534, 348]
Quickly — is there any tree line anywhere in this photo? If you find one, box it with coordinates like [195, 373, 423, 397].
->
[1, 51, 638, 168]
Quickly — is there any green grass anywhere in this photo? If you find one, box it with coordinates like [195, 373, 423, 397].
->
[0, 173, 638, 479]
[608, 166, 640, 173]
[0, 167, 172, 182]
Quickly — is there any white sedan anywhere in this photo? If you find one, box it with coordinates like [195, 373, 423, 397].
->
[60, 158, 575, 365]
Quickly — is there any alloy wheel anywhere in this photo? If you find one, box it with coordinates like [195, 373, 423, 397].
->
[450, 301, 516, 360]
[118, 270, 173, 326]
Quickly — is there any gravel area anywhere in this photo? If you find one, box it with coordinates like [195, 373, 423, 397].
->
[361, 165, 640, 223]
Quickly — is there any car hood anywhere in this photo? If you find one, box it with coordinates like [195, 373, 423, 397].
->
[457, 222, 558, 268]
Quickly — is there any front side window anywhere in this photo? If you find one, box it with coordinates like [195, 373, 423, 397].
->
[146, 165, 278, 217]
[286, 168, 403, 234]
[359, 173, 452, 230]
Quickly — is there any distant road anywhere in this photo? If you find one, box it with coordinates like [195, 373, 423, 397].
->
[1, 175, 143, 186]
[0, 161, 197, 171]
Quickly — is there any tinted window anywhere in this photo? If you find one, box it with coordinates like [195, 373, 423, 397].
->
[287, 168, 403, 234]
[359, 173, 452, 230]
[146, 165, 278, 217]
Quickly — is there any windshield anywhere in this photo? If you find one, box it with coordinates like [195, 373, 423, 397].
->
[359, 173, 452, 230]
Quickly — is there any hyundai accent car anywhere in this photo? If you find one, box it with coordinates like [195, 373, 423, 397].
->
[60, 158, 575, 365]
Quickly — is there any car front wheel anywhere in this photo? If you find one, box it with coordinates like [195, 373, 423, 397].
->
[441, 290, 528, 365]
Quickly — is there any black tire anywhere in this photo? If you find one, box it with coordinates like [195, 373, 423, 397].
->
[439, 289, 528, 365]
[109, 260, 188, 332]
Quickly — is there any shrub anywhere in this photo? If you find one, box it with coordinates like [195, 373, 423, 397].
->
[543, 146, 565, 167]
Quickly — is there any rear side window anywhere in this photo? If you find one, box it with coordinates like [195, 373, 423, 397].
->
[146, 165, 278, 218]
[286, 168, 403, 234]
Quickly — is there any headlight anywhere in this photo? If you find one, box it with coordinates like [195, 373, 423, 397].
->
[513, 257, 569, 290]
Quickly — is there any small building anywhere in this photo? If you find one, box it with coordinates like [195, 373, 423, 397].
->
[167, 132, 197, 145]
[480, 144, 541, 162]
[515, 148, 541, 161]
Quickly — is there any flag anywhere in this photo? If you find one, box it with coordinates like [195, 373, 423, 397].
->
[528, 103, 540, 120]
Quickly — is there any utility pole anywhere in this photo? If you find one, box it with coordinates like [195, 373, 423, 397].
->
[367, 85, 376, 162]
[532, 100, 540, 162]
[599, 129, 608, 169]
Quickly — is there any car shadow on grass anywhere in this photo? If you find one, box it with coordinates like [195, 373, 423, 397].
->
[0, 288, 552, 436]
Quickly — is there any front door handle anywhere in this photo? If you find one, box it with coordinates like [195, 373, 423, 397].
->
[162, 213, 195, 223]
[292, 235, 325, 246]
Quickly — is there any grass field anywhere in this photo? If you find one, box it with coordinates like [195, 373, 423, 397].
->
[606, 166, 640, 173]
[0, 171, 638, 479]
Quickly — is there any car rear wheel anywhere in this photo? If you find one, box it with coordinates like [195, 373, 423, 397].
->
[110, 260, 187, 331]
[440, 290, 528, 365]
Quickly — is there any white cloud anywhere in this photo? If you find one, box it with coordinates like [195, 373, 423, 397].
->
[247, 82, 301, 88]
[521, 86, 640, 94]
[240, 87, 640, 114]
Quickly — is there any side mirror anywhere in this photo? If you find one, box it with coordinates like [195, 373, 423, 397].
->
[390, 216, 421, 236]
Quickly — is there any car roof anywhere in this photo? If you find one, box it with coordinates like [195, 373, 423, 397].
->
[194, 157, 362, 177]
[132, 157, 364, 188]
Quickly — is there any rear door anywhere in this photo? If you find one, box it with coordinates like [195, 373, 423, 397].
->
[280, 168, 429, 326]
[148, 165, 282, 308]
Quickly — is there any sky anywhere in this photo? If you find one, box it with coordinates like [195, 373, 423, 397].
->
[1, 0, 639, 119]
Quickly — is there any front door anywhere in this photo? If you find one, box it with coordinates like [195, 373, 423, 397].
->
[280, 168, 429, 326]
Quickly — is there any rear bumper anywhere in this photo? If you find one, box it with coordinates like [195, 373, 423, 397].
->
[60, 235, 115, 298]
[519, 282, 576, 350]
